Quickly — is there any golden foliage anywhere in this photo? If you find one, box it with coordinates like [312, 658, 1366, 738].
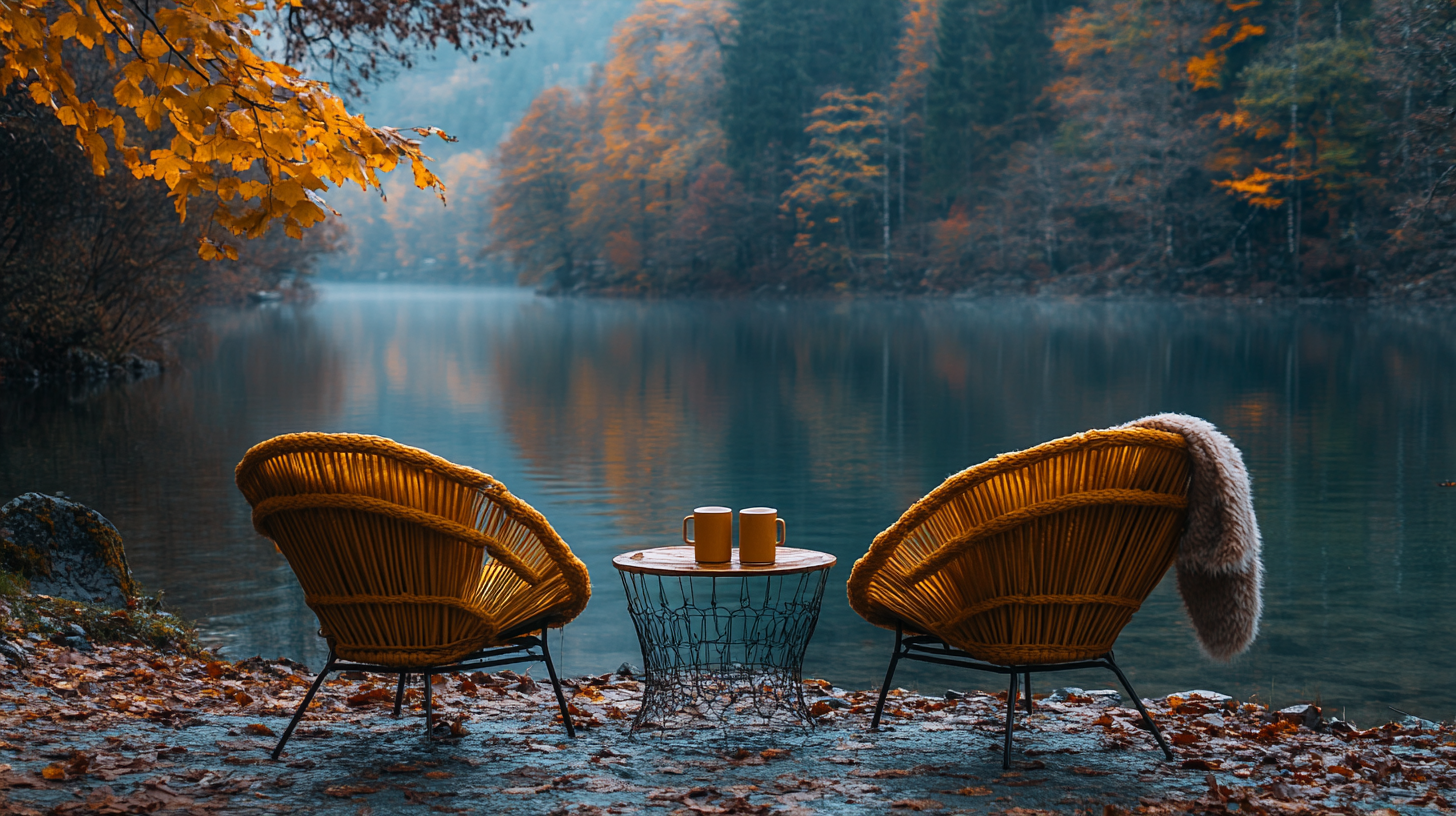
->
[1053, 2, 1152, 69]
[1213, 37, 1380, 219]
[0, 0, 452, 258]
[1187, 19, 1266, 90]
[781, 89, 885, 279]
[489, 0, 732, 288]
[890, 0, 938, 115]
[1186, 51, 1227, 90]
[489, 86, 586, 284]
[1214, 167, 1289, 209]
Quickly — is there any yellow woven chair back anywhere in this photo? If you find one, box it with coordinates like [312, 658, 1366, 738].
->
[848, 428, 1190, 665]
[235, 433, 590, 668]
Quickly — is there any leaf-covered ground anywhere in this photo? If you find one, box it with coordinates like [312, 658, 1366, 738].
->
[0, 641, 1451, 815]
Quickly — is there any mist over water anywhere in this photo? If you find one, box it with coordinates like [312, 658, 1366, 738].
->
[3, 284, 1453, 725]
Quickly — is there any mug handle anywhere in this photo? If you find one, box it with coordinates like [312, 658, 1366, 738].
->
[776, 517, 786, 546]
[683, 515, 694, 545]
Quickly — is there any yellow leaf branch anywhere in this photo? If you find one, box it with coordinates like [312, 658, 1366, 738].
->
[1, 0, 454, 258]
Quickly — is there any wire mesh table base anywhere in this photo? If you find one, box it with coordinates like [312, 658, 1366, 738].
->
[618, 566, 831, 733]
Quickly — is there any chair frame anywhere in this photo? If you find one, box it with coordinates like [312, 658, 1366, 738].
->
[272, 628, 574, 759]
[849, 428, 1193, 769]
[869, 625, 1175, 769]
[235, 433, 591, 759]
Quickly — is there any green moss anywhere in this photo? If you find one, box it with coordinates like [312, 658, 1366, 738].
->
[0, 526, 53, 578]
[0, 570, 28, 597]
[68, 504, 140, 599]
[0, 569, 205, 656]
[0, 500, 140, 599]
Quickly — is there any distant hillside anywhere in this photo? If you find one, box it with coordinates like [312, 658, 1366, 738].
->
[316, 0, 637, 283]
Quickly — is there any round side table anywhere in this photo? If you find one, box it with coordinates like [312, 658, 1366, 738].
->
[612, 546, 836, 733]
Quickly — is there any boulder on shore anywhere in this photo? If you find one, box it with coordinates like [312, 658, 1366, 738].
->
[0, 493, 139, 607]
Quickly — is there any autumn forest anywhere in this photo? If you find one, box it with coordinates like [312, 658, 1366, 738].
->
[4, 0, 1456, 378]
[490, 0, 1456, 298]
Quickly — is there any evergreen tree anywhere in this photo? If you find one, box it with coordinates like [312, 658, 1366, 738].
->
[923, 0, 1070, 200]
[721, 0, 900, 188]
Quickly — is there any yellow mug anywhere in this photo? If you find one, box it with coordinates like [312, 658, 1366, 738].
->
[738, 507, 786, 564]
[684, 506, 732, 564]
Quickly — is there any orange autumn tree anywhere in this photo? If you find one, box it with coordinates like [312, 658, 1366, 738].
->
[781, 89, 886, 284]
[1046, 0, 1276, 272]
[889, 0, 938, 131]
[887, 0, 937, 249]
[489, 0, 732, 290]
[0, 0, 454, 259]
[572, 0, 731, 287]
[489, 86, 590, 288]
[1213, 27, 1382, 272]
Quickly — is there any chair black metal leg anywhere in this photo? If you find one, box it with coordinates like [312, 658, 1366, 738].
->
[1023, 672, 1033, 714]
[272, 654, 335, 760]
[393, 672, 409, 718]
[1003, 669, 1018, 769]
[423, 671, 433, 737]
[1105, 655, 1174, 761]
[870, 626, 904, 731]
[539, 629, 576, 739]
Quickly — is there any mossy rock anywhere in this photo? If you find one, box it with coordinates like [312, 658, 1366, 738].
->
[0, 493, 139, 607]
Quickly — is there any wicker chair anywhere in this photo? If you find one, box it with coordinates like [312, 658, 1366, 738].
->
[235, 433, 591, 758]
[847, 427, 1191, 768]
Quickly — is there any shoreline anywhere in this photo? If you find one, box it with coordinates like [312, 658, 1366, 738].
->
[1, 632, 1449, 814]
[5, 286, 1453, 390]
[312, 277, 1456, 306]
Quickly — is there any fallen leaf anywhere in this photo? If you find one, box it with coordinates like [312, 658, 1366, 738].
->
[890, 799, 944, 811]
[323, 784, 383, 798]
[853, 768, 919, 778]
[346, 688, 394, 707]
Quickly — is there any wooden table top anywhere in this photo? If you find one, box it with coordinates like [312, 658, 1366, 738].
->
[612, 546, 836, 577]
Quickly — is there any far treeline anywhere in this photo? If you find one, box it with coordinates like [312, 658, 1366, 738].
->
[488, 0, 1456, 298]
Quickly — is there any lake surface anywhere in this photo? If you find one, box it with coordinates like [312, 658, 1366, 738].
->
[3, 285, 1454, 726]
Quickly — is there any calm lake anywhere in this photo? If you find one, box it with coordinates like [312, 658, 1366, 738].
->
[3, 284, 1454, 726]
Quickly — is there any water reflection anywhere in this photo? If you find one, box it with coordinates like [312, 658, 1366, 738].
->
[0, 305, 346, 661]
[2, 285, 1452, 725]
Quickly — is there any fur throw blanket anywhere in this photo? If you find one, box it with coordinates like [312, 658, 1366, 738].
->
[1117, 413, 1264, 661]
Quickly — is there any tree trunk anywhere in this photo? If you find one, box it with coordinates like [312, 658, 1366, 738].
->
[883, 129, 892, 277]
